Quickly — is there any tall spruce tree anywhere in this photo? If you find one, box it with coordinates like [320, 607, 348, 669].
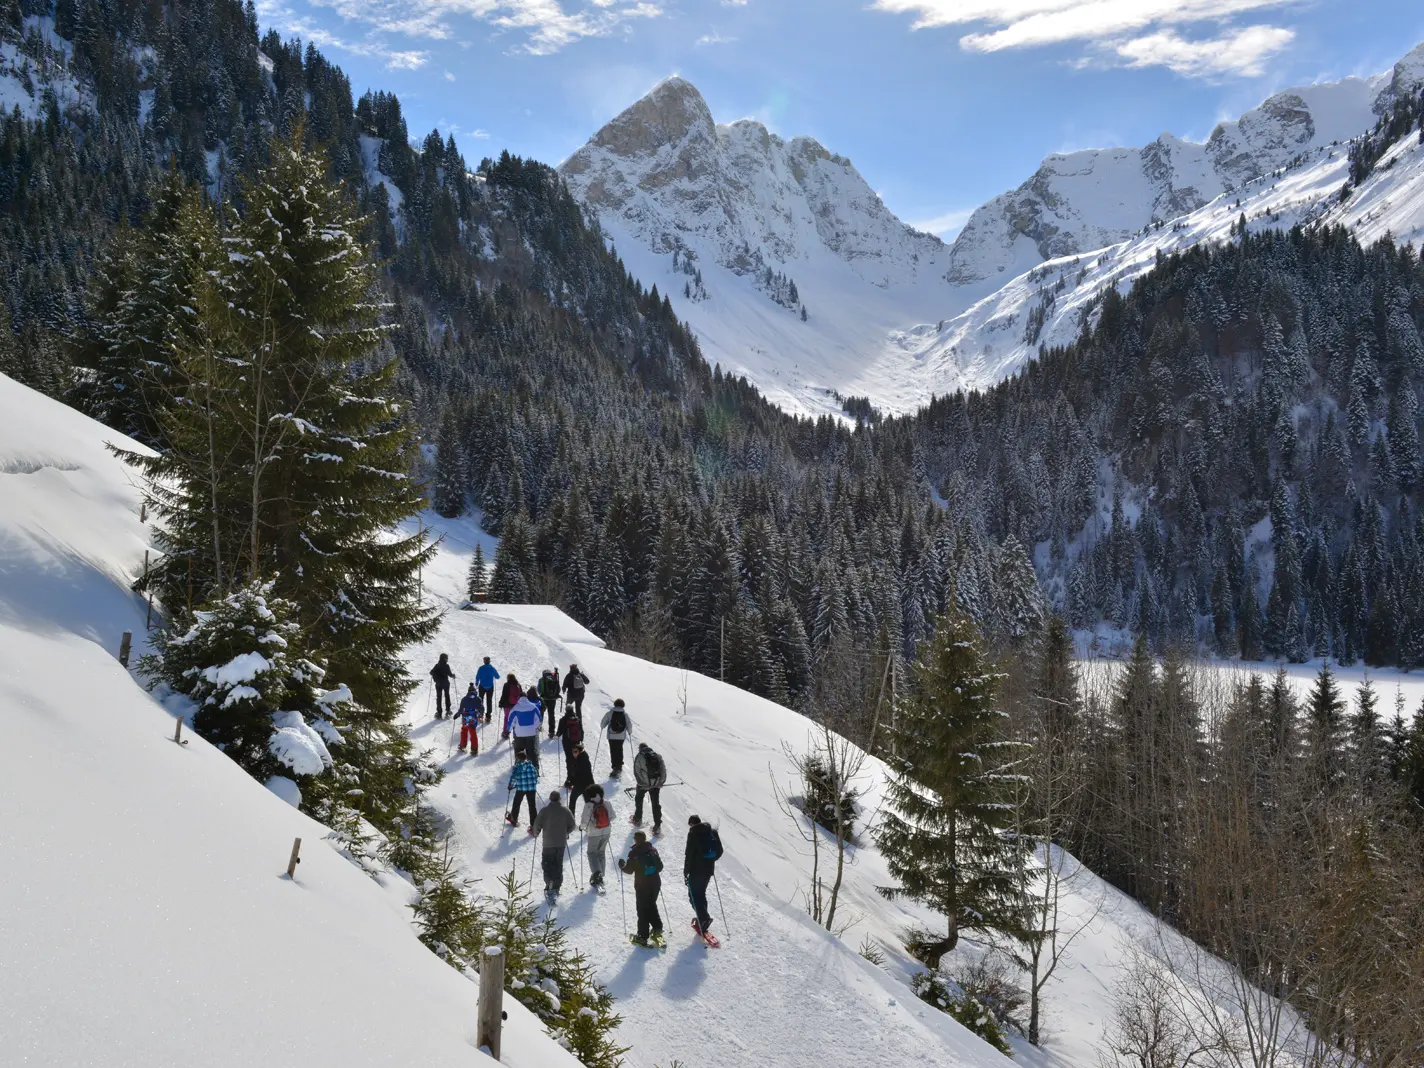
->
[875, 611, 1031, 967]
[1304, 661, 1346, 791]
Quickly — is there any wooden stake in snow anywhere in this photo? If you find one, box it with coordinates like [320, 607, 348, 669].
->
[143, 550, 153, 631]
[118, 631, 132, 668]
[477, 945, 506, 1060]
[172, 717, 186, 745]
[285, 838, 302, 879]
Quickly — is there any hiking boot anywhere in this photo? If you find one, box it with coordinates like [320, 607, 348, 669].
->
[651, 824, 661, 836]
[457, 746, 466, 753]
[630, 935, 651, 948]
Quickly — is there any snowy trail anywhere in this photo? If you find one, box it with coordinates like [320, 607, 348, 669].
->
[404, 598, 1010, 1068]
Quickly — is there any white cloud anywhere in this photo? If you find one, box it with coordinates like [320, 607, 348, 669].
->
[443, 69, 456, 79]
[470, 128, 491, 138]
[266, 0, 662, 58]
[909, 206, 974, 239]
[872, 0, 1302, 78]
[696, 31, 736, 46]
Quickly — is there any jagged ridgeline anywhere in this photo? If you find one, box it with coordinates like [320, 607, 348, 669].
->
[912, 227, 1424, 669]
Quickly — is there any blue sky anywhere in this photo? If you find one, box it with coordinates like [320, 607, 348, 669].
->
[256, 0, 1424, 239]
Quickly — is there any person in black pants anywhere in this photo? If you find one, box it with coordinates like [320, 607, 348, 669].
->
[562, 663, 589, 717]
[430, 653, 455, 719]
[684, 815, 720, 935]
[619, 831, 664, 946]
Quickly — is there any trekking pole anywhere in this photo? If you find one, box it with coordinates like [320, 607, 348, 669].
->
[579, 829, 586, 887]
[565, 843, 580, 891]
[528, 841, 538, 889]
[619, 865, 627, 935]
[592, 731, 604, 778]
[713, 872, 730, 940]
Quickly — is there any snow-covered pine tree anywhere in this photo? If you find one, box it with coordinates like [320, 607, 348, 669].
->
[875, 611, 1031, 967]
[488, 513, 533, 603]
[411, 848, 487, 968]
[553, 952, 629, 1068]
[432, 406, 468, 518]
[145, 578, 334, 797]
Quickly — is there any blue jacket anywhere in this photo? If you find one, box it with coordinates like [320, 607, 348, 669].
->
[505, 697, 542, 736]
[458, 692, 482, 723]
[508, 762, 538, 792]
[475, 663, 500, 690]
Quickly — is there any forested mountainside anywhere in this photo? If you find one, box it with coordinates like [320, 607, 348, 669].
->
[910, 228, 1424, 669]
[0, 0, 1039, 709]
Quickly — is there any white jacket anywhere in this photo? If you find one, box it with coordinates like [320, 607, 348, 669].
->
[600, 708, 633, 741]
[508, 697, 542, 738]
[579, 795, 616, 839]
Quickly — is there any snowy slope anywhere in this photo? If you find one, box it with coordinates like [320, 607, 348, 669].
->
[560, 46, 1424, 416]
[406, 520, 1319, 1068]
[0, 372, 584, 1068]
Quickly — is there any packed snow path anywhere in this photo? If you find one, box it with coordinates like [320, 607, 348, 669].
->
[405, 602, 1006, 1068]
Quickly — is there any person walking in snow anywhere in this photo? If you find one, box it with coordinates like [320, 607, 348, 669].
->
[600, 699, 633, 776]
[565, 743, 594, 820]
[537, 669, 562, 737]
[619, 830, 664, 946]
[562, 663, 589, 718]
[474, 657, 500, 722]
[529, 790, 577, 899]
[498, 672, 523, 726]
[504, 686, 543, 767]
[580, 786, 615, 888]
[456, 684, 482, 755]
[632, 742, 667, 835]
[506, 754, 539, 828]
[430, 653, 455, 719]
[556, 705, 585, 779]
[684, 814, 723, 937]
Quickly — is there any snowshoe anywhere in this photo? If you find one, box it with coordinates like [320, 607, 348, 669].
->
[692, 920, 721, 948]
[650, 825, 662, 837]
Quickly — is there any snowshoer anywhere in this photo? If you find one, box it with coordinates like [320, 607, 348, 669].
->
[632, 743, 666, 835]
[507, 755, 539, 827]
[530, 790, 577, 898]
[685, 814, 723, 937]
[538, 669, 562, 736]
[457, 684, 482, 754]
[565, 743, 594, 820]
[619, 830, 664, 945]
[430, 654, 455, 718]
[557, 706, 585, 777]
[498, 673, 523, 726]
[600, 699, 633, 776]
[505, 687, 543, 767]
[475, 657, 500, 721]
[580, 786, 615, 888]
[562, 663, 589, 718]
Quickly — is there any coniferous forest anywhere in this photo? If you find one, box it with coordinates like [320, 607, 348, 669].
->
[5, 1, 1424, 1062]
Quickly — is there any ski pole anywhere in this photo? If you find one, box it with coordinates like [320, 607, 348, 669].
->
[579, 829, 586, 887]
[528, 840, 538, 888]
[565, 843, 580, 891]
[592, 730, 604, 778]
[713, 872, 729, 940]
[619, 864, 627, 935]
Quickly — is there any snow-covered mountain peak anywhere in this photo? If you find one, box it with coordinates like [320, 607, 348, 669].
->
[560, 77, 946, 287]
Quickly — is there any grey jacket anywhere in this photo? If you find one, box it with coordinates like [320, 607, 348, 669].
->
[600, 708, 634, 741]
[531, 801, 577, 849]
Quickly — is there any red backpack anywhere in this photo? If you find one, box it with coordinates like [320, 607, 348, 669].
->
[565, 715, 584, 745]
[592, 801, 610, 830]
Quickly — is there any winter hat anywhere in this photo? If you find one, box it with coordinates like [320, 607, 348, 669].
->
[613, 698, 626, 708]
[638, 742, 651, 752]
[688, 815, 701, 827]
[468, 682, 476, 691]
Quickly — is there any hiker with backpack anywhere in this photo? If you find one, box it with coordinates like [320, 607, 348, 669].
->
[632, 742, 667, 835]
[562, 663, 590, 718]
[565, 743, 595, 821]
[537, 669, 562, 737]
[579, 785, 615, 888]
[618, 830, 665, 946]
[474, 657, 500, 721]
[505, 686, 543, 767]
[600, 699, 633, 776]
[430, 654, 455, 719]
[557, 705, 585, 778]
[497, 673, 523, 726]
[529, 790, 577, 900]
[685, 815, 723, 938]
[506, 754, 539, 828]
[456, 684, 482, 755]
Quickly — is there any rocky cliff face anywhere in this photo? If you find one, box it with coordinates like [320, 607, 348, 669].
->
[560, 77, 947, 289]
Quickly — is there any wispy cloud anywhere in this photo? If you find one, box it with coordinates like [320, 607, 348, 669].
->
[871, 0, 1301, 79]
[696, 31, 736, 46]
[909, 206, 974, 239]
[255, 1, 433, 67]
[262, 0, 662, 58]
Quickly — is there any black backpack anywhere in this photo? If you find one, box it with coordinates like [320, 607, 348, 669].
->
[702, 825, 724, 862]
[641, 846, 664, 877]
[642, 750, 666, 787]
[609, 707, 627, 733]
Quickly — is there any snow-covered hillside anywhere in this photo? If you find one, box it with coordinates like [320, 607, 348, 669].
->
[406, 513, 1322, 1068]
[0, 373, 583, 1068]
[560, 46, 1424, 416]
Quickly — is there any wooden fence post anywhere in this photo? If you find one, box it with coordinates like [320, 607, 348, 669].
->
[286, 838, 302, 879]
[173, 717, 185, 745]
[118, 631, 132, 668]
[477, 945, 506, 1060]
[143, 550, 153, 631]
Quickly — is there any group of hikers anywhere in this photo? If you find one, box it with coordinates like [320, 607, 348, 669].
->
[429, 652, 721, 949]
